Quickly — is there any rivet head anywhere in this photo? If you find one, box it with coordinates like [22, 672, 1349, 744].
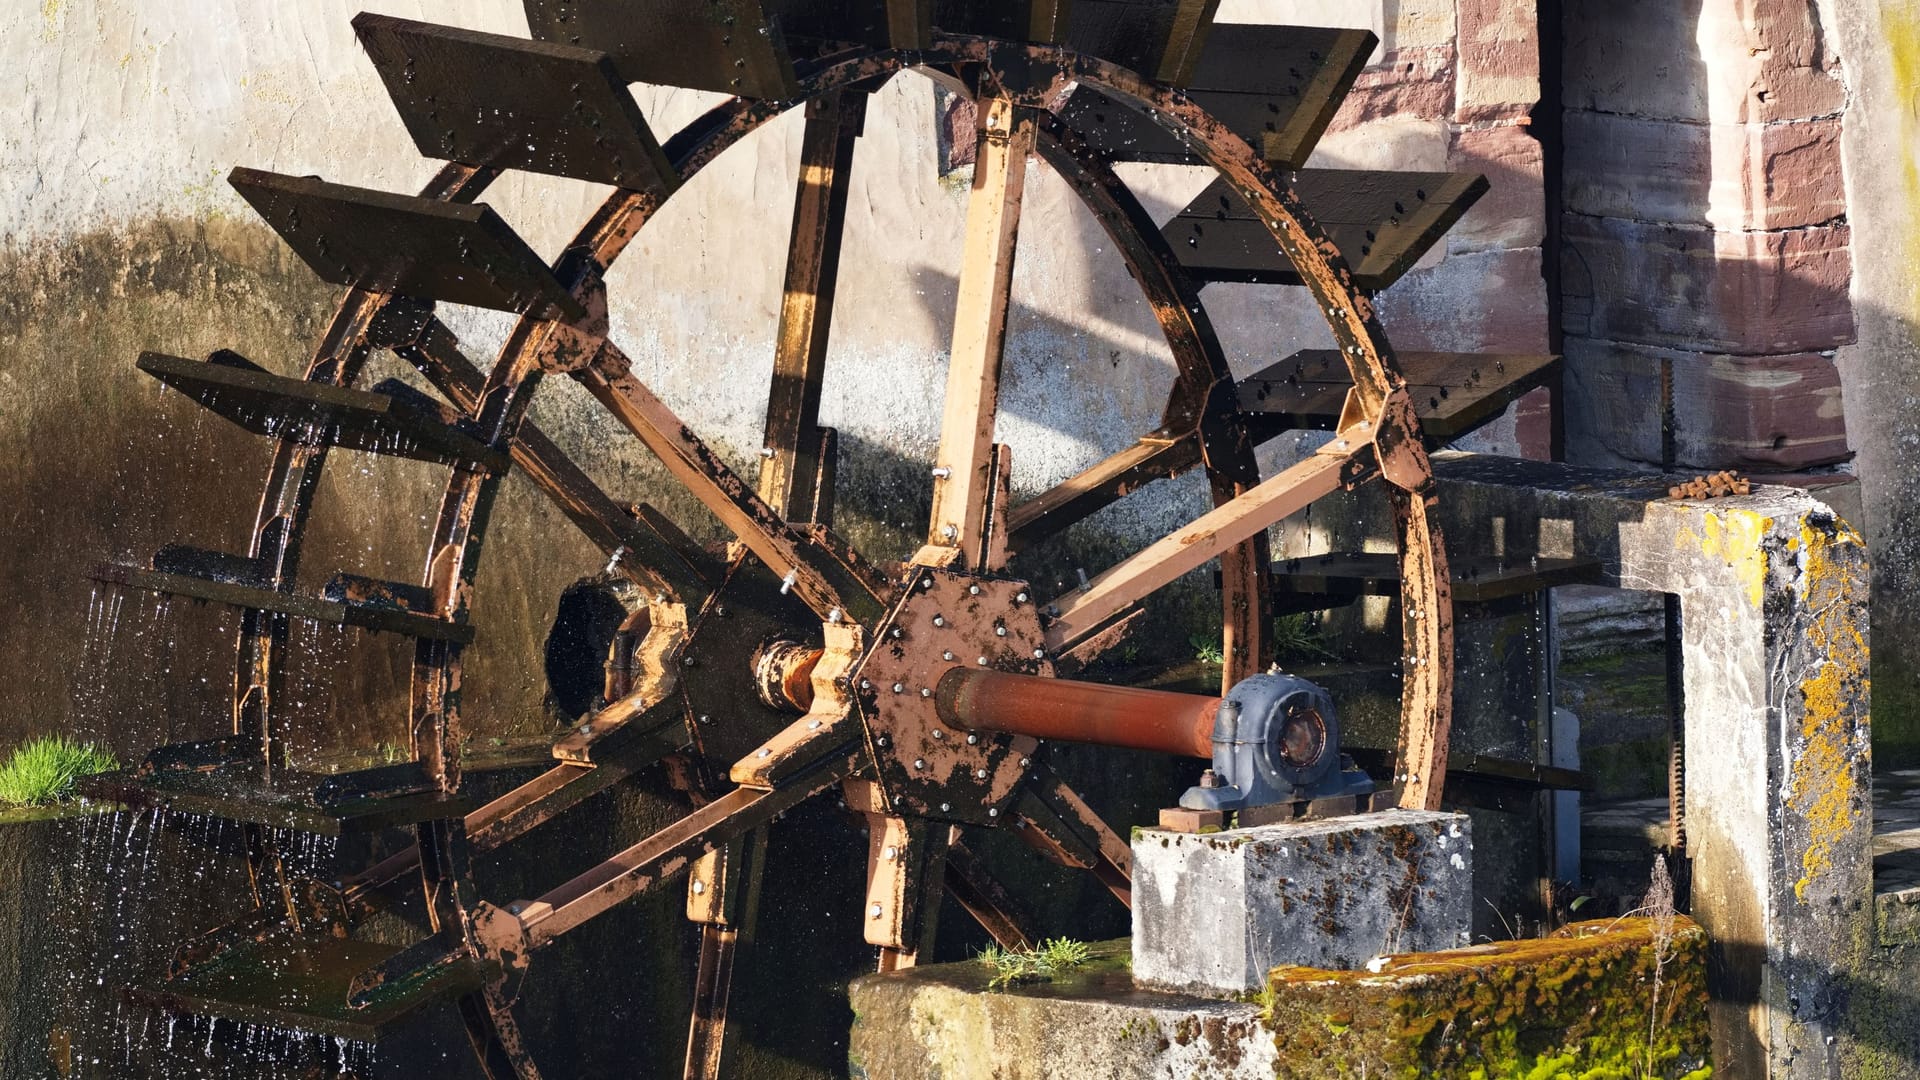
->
[579, 724, 593, 735]
[756, 748, 771, 758]
[943, 651, 956, 661]
[692, 880, 706, 895]
[942, 525, 959, 541]
[977, 656, 988, 666]
[914, 758, 926, 769]
[920, 688, 932, 698]
[921, 577, 934, 589]
[860, 680, 871, 689]
[870, 903, 883, 919]
[988, 808, 999, 818]
[933, 616, 945, 627]
[1019, 757, 1031, 767]
[968, 585, 981, 595]
[1032, 648, 1046, 659]
[940, 802, 952, 813]
[1015, 592, 1028, 603]
[994, 626, 1007, 637]
[892, 683, 905, 694]
[876, 736, 888, 747]
[891, 628, 904, 639]
[883, 845, 898, 860]
[808, 719, 822, 730]
[698, 715, 711, 725]
[932, 730, 945, 740]
[966, 734, 978, 745]
[975, 769, 987, 779]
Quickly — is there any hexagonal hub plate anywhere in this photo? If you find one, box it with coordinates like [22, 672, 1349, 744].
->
[852, 567, 1049, 824]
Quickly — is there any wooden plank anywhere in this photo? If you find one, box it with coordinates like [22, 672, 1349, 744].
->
[1166, 170, 1488, 291]
[1042, 431, 1369, 651]
[1054, 24, 1374, 168]
[1063, 0, 1220, 84]
[229, 169, 582, 319]
[1237, 350, 1560, 441]
[924, 98, 1038, 569]
[932, 0, 1071, 43]
[522, 0, 799, 99]
[355, 14, 677, 194]
[92, 561, 476, 644]
[760, 92, 865, 524]
[137, 351, 509, 472]
[1271, 552, 1603, 604]
[1005, 436, 1200, 554]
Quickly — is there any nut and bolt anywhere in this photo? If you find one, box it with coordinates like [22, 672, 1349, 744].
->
[968, 584, 981, 596]
[920, 688, 932, 698]
[1014, 591, 1028, 603]
[913, 758, 926, 770]
[994, 626, 1007, 637]
[932, 615, 945, 627]
[966, 734, 978, 745]
[931, 730, 944, 740]
[940, 802, 952, 813]
[869, 903, 883, 919]
[883, 845, 898, 860]
[932, 467, 951, 479]
[691, 880, 706, 895]
[1199, 768, 1224, 789]
[891, 683, 904, 694]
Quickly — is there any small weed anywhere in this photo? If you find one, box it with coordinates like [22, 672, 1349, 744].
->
[1190, 634, 1224, 664]
[1272, 613, 1338, 664]
[374, 741, 409, 765]
[977, 938, 1093, 990]
[0, 735, 118, 807]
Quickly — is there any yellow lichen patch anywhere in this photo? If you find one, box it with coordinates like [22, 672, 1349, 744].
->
[1674, 508, 1773, 611]
[1789, 519, 1870, 902]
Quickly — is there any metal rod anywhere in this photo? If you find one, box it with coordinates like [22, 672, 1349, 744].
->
[934, 667, 1217, 759]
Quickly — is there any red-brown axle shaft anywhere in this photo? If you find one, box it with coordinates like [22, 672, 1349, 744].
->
[934, 667, 1218, 759]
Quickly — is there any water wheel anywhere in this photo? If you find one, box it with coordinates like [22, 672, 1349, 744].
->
[80, 2, 1553, 1075]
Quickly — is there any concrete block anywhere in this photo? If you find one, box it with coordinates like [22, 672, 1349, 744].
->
[846, 919, 1708, 1080]
[1560, 214, 1854, 354]
[1564, 112, 1845, 230]
[1132, 810, 1473, 993]
[1563, 338, 1851, 470]
[1432, 453, 1871, 1076]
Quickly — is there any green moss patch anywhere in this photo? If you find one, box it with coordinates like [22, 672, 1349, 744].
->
[1261, 917, 1711, 1079]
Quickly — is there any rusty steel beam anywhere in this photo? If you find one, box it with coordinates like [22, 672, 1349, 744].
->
[936, 668, 1216, 759]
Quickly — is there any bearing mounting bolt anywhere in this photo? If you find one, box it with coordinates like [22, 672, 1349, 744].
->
[1199, 768, 1224, 789]
[869, 903, 883, 919]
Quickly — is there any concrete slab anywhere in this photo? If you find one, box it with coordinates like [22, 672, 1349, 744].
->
[1132, 809, 1472, 993]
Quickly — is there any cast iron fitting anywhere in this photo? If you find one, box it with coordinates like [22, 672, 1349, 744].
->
[1178, 673, 1355, 813]
[753, 639, 821, 713]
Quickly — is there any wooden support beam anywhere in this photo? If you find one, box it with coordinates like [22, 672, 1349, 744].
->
[760, 91, 866, 525]
[924, 97, 1038, 570]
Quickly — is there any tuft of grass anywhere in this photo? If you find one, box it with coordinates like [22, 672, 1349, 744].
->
[977, 938, 1093, 990]
[1272, 613, 1338, 664]
[1189, 634, 1225, 665]
[0, 735, 119, 807]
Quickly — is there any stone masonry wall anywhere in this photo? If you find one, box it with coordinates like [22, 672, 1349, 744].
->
[1560, 0, 1853, 477]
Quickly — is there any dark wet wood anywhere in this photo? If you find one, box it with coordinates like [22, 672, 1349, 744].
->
[523, 0, 800, 98]
[230, 168, 582, 319]
[1239, 350, 1560, 442]
[355, 13, 678, 194]
[1166, 170, 1489, 291]
[1055, 24, 1374, 168]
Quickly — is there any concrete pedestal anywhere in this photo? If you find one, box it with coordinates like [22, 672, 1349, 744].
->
[1132, 809, 1473, 993]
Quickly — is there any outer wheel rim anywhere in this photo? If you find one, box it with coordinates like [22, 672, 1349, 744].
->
[229, 34, 1452, 1080]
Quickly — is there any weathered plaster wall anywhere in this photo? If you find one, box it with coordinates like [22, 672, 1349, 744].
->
[0, 0, 1548, 760]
